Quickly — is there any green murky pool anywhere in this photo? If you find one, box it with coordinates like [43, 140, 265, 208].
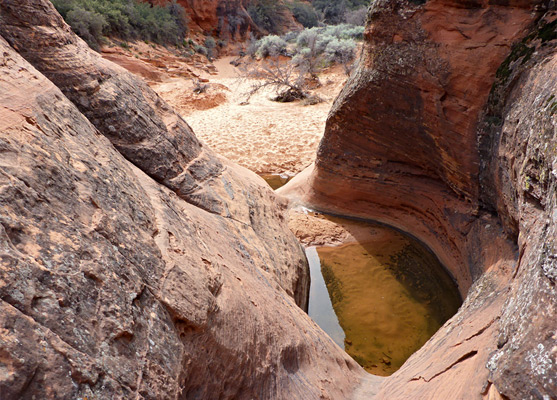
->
[307, 219, 462, 376]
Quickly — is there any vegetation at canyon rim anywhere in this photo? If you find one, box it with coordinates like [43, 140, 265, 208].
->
[51, 0, 188, 50]
[51, 0, 370, 52]
[247, 0, 369, 33]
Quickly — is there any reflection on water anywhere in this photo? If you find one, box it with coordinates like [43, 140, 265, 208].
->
[306, 247, 345, 348]
[260, 173, 293, 190]
[307, 220, 462, 376]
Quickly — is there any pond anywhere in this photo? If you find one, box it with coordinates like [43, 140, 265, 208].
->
[306, 218, 462, 376]
[260, 173, 293, 190]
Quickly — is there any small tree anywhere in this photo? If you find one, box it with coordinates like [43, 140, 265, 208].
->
[247, 0, 288, 34]
[65, 7, 107, 50]
[239, 56, 308, 103]
[292, 31, 324, 79]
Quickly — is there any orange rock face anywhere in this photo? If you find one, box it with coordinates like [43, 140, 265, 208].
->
[282, 0, 556, 398]
[1, 0, 555, 398]
[148, 0, 300, 40]
[0, 0, 362, 399]
[287, 0, 537, 289]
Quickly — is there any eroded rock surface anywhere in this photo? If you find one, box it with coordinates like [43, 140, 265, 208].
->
[282, 1, 556, 398]
[0, 1, 365, 399]
[0, 0, 311, 306]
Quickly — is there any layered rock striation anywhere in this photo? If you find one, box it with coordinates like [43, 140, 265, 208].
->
[0, 0, 364, 398]
[0, 0, 309, 306]
[283, 0, 556, 398]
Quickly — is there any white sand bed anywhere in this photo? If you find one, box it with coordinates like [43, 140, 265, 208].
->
[152, 56, 346, 175]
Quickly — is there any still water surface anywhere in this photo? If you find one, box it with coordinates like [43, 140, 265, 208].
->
[307, 219, 462, 376]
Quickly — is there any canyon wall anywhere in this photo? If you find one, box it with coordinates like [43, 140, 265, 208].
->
[1, 0, 555, 398]
[283, 0, 556, 398]
[0, 0, 365, 398]
[148, 0, 301, 40]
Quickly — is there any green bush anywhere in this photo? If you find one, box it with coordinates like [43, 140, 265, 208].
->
[315, 34, 335, 53]
[325, 37, 356, 74]
[194, 44, 208, 56]
[51, 0, 188, 50]
[312, 0, 370, 24]
[342, 25, 365, 39]
[320, 24, 364, 40]
[296, 27, 318, 48]
[296, 24, 362, 49]
[282, 30, 300, 43]
[65, 7, 107, 50]
[294, 24, 361, 74]
[204, 36, 216, 58]
[288, 1, 319, 28]
[254, 35, 287, 58]
[247, 0, 288, 34]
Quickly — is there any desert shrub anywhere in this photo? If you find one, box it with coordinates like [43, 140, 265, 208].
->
[246, 35, 259, 57]
[204, 36, 216, 58]
[288, 1, 319, 28]
[315, 34, 335, 53]
[255, 35, 287, 58]
[342, 25, 365, 39]
[344, 5, 368, 26]
[205, 36, 216, 48]
[320, 24, 343, 38]
[227, 13, 245, 35]
[166, 1, 188, 37]
[296, 25, 361, 51]
[195, 44, 208, 56]
[313, 0, 370, 24]
[65, 7, 107, 50]
[313, 0, 346, 24]
[319, 24, 364, 39]
[247, 0, 288, 35]
[243, 21, 362, 103]
[239, 57, 309, 103]
[325, 37, 356, 75]
[193, 80, 209, 94]
[51, 0, 188, 50]
[293, 30, 328, 77]
[282, 30, 300, 43]
[127, 2, 183, 44]
[296, 27, 320, 48]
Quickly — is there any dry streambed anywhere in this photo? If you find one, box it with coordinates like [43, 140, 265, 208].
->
[153, 56, 346, 176]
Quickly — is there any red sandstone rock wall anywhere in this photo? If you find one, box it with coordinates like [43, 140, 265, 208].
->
[0, 0, 364, 398]
[288, 0, 539, 289]
[148, 0, 300, 40]
[476, 13, 557, 397]
[282, 0, 556, 398]
[1, 0, 555, 398]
